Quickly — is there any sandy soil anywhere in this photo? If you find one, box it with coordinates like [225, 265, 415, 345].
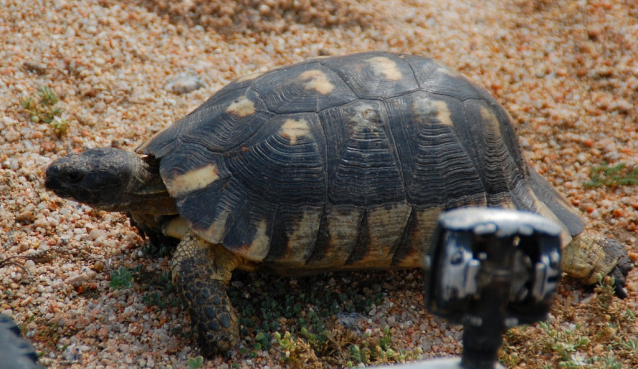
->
[1, 0, 637, 368]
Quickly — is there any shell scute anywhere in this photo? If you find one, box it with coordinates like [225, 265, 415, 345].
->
[250, 63, 357, 114]
[319, 52, 419, 99]
[138, 87, 270, 157]
[319, 99, 406, 207]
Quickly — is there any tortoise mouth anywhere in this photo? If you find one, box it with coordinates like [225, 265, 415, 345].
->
[44, 167, 86, 202]
[51, 188, 73, 199]
[44, 177, 72, 199]
[45, 168, 68, 198]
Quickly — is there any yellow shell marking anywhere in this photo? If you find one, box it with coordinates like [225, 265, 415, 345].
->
[434, 60, 462, 77]
[202, 208, 231, 244]
[347, 202, 411, 268]
[305, 206, 363, 268]
[299, 70, 335, 95]
[393, 207, 443, 268]
[280, 118, 311, 145]
[366, 57, 403, 81]
[283, 210, 322, 264]
[432, 100, 454, 127]
[162, 216, 189, 239]
[241, 219, 270, 262]
[226, 96, 256, 117]
[166, 164, 220, 197]
[529, 191, 574, 247]
[480, 105, 502, 137]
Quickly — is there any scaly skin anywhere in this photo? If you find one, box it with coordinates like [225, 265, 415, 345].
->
[171, 230, 241, 355]
[562, 232, 632, 296]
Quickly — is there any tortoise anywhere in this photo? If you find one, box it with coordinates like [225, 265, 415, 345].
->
[45, 52, 631, 356]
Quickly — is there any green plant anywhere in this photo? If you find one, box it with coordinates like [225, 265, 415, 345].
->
[583, 162, 638, 188]
[620, 337, 638, 352]
[141, 242, 173, 258]
[49, 115, 71, 136]
[18, 315, 36, 336]
[539, 321, 590, 361]
[109, 266, 181, 310]
[35, 322, 60, 348]
[109, 267, 133, 290]
[187, 356, 204, 369]
[20, 86, 69, 135]
[599, 355, 623, 369]
[345, 326, 416, 366]
[274, 331, 301, 365]
[348, 344, 365, 366]
[501, 274, 638, 368]
[239, 331, 272, 358]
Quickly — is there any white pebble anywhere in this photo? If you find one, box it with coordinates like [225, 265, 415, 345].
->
[164, 72, 205, 94]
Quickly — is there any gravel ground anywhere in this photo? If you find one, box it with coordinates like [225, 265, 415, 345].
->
[1, 0, 637, 368]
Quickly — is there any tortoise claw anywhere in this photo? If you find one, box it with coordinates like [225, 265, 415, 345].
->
[609, 258, 632, 299]
[602, 238, 632, 298]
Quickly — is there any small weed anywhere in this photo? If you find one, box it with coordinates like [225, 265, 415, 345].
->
[187, 356, 204, 369]
[240, 331, 273, 358]
[620, 337, 638, 352]
[109, 266, 180, 311]
[109, 267, 134, 290]
[142, 290, 180, 309]
[138, 269, 180, 310]
[346, 326, 409, 366]
[49, 115, 71, 136]
[34, 322, 60, 348]
[348, 344, 365, 366]
[19, 315, 36, 336]
[501, 276, 638, 368]
[20, 86, 70, 135]
[141, 242, 173, 258]
[253, 331, 270, 351]
[599, 355, 623, 369]
[228, 272, 402, 366]
[273, 331, 319, 367]
[274, 331, 296, 362]
[583, 162, 638, 188]
[143, 292, 163, 307]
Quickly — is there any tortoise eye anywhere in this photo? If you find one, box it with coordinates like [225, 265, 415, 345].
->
[64, 170, 84, 183]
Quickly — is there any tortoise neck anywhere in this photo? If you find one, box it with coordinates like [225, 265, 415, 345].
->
[128, 180, 178, 215]
[103, 156, 177, 215]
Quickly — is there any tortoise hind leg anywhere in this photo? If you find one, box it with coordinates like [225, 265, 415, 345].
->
[172, 230, 241, 356]
[562, 232, 632, 297]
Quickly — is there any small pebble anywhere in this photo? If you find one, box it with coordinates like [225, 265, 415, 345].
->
[163, 72, 205, 94]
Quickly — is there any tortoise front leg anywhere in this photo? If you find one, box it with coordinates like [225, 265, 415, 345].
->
[172, 230, 241, 356]
[562, 232, 632, 297]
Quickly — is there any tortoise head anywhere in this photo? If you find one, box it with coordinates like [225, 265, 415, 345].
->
[45, 148, 148, 211]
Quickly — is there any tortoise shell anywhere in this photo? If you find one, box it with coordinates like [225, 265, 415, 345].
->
[137, 51, 584, 272]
